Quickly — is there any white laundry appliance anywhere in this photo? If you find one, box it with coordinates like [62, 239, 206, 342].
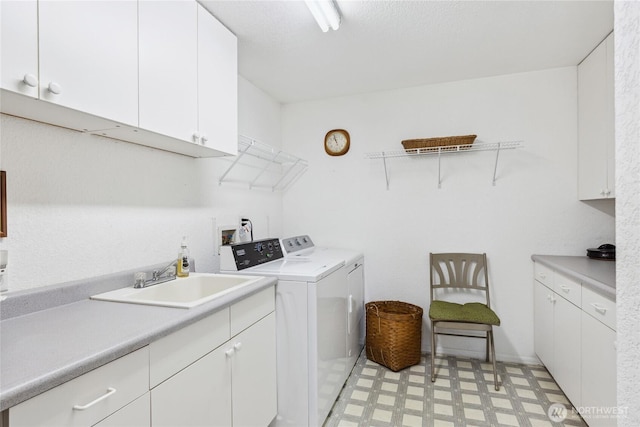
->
[220, 237, 362, 427]
[281, 236, 365, 369]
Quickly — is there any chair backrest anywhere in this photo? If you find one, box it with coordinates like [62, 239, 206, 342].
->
[430, 252, 491, 306]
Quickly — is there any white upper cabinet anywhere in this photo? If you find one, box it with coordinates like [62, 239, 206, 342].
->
[139, 0, 199, 143]
[578, 32, 615, 200]
[0, 0, 39, 98]
[1, 0, 237, 158]
[197, 4, 238, 154]
[38, 1, 138, 127]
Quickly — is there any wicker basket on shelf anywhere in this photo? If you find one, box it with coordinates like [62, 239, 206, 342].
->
[401, 134, 477, 153]
[365, 301, 423, 371]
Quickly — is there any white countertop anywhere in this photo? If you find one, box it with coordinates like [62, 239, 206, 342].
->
[531, 255, 615, 300]
[0, 275, 277, 411]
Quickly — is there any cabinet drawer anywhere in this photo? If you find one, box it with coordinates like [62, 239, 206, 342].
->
[150, 308, 230, 388]
[230, 286, 275, 337]
[582, 286, 616, 331]
[554, 272, 581, 307]
[9, 347, 149, 427]
[534, 263, 553, 287]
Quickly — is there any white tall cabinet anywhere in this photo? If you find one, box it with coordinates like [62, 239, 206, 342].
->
[578, 32, 615, 200]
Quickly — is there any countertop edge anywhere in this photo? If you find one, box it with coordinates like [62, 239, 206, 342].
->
[0, 276, 277, 412]
[531, 255, 615, 300]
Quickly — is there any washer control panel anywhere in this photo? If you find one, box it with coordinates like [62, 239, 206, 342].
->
[230, 238, 283, 270]
[282, 235, 315, 255]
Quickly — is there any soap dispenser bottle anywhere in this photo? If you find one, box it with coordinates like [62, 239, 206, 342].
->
[177, 237, 190, 277]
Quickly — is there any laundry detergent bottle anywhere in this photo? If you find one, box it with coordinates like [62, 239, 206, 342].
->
[177, 237, 190, 277]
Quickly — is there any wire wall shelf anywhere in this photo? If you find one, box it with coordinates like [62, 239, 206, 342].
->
[365, 140, 523, 190]
[218, 135, 308, 191]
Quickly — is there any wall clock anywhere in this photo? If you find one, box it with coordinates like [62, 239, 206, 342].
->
[324, 129, 350, 156]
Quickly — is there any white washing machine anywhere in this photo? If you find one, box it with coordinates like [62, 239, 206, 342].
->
[220, 238, 352, 427]
[281, 236, 365, 368]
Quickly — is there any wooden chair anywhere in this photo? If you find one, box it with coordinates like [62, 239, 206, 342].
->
[428, 253, 501, 390]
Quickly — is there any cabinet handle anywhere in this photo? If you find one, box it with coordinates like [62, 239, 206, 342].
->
[605, 189, 611, 196]
[225, 348, 235, 357]
[200, 135, 208, 145]
[192, 132, 200, 143]
[234, 342, 242, 351]
[590, 302, 607, 314]
[47, 82, 62, 95]
[546, 294, 556, 303]
[559, 285, 571, 293]
[72, 387, 116, 410]
[22, 73, 38, 87]
[538, 272, 547, 279]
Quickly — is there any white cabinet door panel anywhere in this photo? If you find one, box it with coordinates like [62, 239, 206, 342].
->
[231, 312, 277, 427]
[197, 4, 237, 154]
[152, 345, 232, 427]
[38, 0, 138, 126]
[533, 280, 554, 372]
[139, 0, 198, 143]
[1, 0, 38, 97]
[553, 296, 581, 406]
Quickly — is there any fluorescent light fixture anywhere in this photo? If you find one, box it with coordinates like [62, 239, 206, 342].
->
[305, 0, 341, 32]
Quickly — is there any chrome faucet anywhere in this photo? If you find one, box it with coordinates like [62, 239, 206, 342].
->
[133, 260, 177, 288]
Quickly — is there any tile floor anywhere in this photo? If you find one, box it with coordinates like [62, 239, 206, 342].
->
[324, 352, 586, 427]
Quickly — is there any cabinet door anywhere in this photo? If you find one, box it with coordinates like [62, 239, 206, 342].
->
[552, 296, 581, 406]
[151, 345, 232, 427]
[197, 4, 238, 154]
[231, 312, 277, 427]
[38, 0, 138, 126]
[604, 34, 615, 198]
[95, 393, 150, 427]
[578, 33, 614, 200]
[139, 0, 198, 143]
[581, 311, 617, 427]
[0, 0, 38, 97]
[533, 280, 554, 372]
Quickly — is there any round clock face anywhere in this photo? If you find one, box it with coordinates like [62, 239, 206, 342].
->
[324, 129, 350, 156]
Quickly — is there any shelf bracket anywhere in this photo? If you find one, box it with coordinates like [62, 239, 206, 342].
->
[249, 151, 280, 189]
[437, 147, 442, 189]
[382, 153, 390, 190]
[219, 140, 253, 186]
[492, 142, 502, 186]
[273, 158, 303, 191]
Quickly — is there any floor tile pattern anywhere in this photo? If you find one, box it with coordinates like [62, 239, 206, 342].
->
[324, 352, 586, 427]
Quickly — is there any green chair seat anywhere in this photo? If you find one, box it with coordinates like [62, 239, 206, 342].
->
[429, 300, 501, 326]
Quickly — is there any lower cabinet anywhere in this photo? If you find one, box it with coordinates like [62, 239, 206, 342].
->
[150, 286, 277, 427]
[8, 285, 277, 427]
[533, 262, 617, 426]
[533, 278, 581, 405]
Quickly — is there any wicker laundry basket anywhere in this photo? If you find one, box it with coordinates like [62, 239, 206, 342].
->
[365, 301, 423, 371]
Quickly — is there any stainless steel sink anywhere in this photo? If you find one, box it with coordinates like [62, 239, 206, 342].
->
[91, 273, 263, 308]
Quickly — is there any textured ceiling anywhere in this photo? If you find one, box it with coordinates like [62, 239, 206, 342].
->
[201, 0, 613, 104]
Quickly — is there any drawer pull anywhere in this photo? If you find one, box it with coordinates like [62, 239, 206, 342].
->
[590, 303, 608, 314]
[559, 285, 571, 293]
[73, 387, 116, 410]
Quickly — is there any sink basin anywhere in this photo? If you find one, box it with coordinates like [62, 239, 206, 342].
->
[91, 273, 264, 308]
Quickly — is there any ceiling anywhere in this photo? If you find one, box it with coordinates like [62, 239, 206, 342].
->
[201, 0, 613, 104]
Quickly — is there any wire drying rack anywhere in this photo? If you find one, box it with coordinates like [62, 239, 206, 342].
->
[218, 135, 308, 191]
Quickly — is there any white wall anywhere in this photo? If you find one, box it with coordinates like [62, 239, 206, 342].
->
[281, 67, 615, 363]
[0, 76, 283, 290]
[614, 2, 640, 425]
